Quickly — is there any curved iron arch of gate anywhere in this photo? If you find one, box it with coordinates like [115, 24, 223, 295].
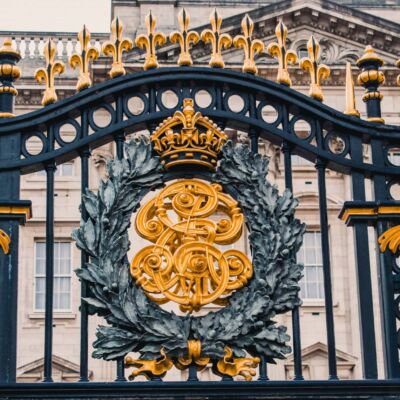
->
[1, 67, 399, 178]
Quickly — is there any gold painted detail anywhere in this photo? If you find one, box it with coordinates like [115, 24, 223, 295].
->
[34, 39, 65, 106]
[267, 20, 297, 86]
[396, 59, 400, 87]
[175, 340, 210, 370]
[170, 9, 199, 67]
[131, 179, 252, 313]
[70, 25, 99, 91]
[378, 225, 400, 254]
[0, 86, 18, 96]
[0, 38, 20, 59]
[201, 9, 232, 68]
[125, 348, 173, 380]
[299, 36, 330, 102]
[356, 45, 384, 67]
[151, 98, 227, 170]
[344, 62, 360, 117]
[0, 229, 10, 255]
[0, 112, 15, 118]
[216, 346, 260, 381]
[135, 12, 166, 70]
[102, 18, 133, 78]
[340, 206, 400, 224]
[233, 14, 264, 74]
[0, 63, 21, 80]
[0, 205, 32, 219]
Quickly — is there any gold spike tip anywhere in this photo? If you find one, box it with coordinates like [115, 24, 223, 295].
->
[0, 38, 21, 60]
[344, 62, 360, 118]
[356, 45, 384, 67]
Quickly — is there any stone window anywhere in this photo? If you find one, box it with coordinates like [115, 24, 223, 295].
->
[298, 231, 324, 299]
[34, 241, 72, 311]
[36, 161, 74, 177]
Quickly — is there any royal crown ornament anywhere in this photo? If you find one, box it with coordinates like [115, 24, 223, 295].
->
[151, 98, 227, 170]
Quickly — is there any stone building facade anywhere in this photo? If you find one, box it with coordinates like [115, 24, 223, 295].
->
[2, 0, 400, 382]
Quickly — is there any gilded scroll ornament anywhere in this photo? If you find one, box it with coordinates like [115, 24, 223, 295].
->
[170, 9, 199, 66]
[131, 179, 252, 312]
[201, 9, 232, 68]
[299, 36, 330, 102]
[151, 98, 227, 170]
[135, 12, 166, 70]
[175, 340, 210, 370]
[267, 20, 297, 86]
[70, 25, 99, 91]
[378, 225, 400, 254]
[0, 229, 10, 255]
[102, 18, 133, 78]
[233, 14, 264, 74]
[34, 39, 65, 106]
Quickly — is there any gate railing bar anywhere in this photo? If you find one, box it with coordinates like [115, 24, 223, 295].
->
[315, 150, 338, 379]
[43, 159, 56, 382]
[79, 112, 90, 381]
[281, 138, 304, 381]
[349, 135, 378, 379]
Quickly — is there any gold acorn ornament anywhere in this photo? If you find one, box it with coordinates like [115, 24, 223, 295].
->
[102, 17, 133, 78]
[69, 25, 99, 91]
[299, 36, 330, 102]
[135, 11, 166, 70]
[170, 8, 199, 66]
[34, 39, 65, 106]
[233, 14, 264, 74]
[201, 9, 232, 68]
[267, 20, 297, 86]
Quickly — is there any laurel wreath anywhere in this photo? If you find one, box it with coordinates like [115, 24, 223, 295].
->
[72, 139, 304, 363]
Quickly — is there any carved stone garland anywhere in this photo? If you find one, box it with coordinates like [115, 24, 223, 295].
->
[73, 125, 304, 382]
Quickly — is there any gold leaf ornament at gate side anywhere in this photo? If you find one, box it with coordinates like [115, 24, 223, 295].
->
[131, 179, 252, 312]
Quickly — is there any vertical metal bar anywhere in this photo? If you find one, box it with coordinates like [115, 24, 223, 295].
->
[281, 141, 304, 381]
[315, 158, 338, 380]
[349, 136, 377, 379]
[79, 111, 90, 381]
[187, 365, 199, 382]
[371, 138, 400, 378]
[43, 160, 56, 382]
[258, 355, 269, 381]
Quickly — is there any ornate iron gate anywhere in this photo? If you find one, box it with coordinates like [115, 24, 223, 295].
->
[0, 11, 399, 399]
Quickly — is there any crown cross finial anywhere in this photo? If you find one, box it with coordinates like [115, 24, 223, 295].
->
[201, 9, 232, 68]
[170, 9, 199, 66]
[233, 14, 264, 74]
[69, 25, 99, 91]
[267, 20, 297, 86]
[135, 12, 166, 70]
[299, 36, 330, 102]
[34, 39, 65, 106]
[102, 17, 133, 78]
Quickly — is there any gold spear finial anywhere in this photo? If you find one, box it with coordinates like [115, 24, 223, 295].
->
[267, 20, 297, 86]
[201, 9, 232, 68]
[299, 36, 330, 101]
[135, 11, 166, 70]
[102, 17, 133, 78]
[344, 62, 360, 117]
[396, 59, 400, 86]
[69, 25, 99, 91]
[34, 39, 65, 106]
[170, 8, 199, 66]
[233, 14, 264, 74]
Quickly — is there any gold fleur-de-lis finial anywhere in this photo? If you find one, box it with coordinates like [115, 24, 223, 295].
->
[102, 17, 133, 78]
[299, 36, 330, 101]
[267, 20, 297, 86]
[135, 12, 166, 70]
[170, 9, 199, 66]
[201, 9, 232, 68]
[34, 39, 65, 106]
[344, 62, 360, 117]
[233, 14, 265, 74]
[69, 25, 99, 91]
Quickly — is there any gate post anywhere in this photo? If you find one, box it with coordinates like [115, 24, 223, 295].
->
[0, 38, 31, 383]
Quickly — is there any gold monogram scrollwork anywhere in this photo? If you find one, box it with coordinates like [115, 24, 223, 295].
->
[0, 229, 10, 255]
[378, 225, 400, 254]
[170, 9, 199, 66]
[233, 14, 264, 74]
[201, 9, 232, 68]
[135, 12, 166, 70]
[131, 179, 252, 313]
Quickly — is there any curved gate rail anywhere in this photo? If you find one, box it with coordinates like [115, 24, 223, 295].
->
[0, 11, 399, 399]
